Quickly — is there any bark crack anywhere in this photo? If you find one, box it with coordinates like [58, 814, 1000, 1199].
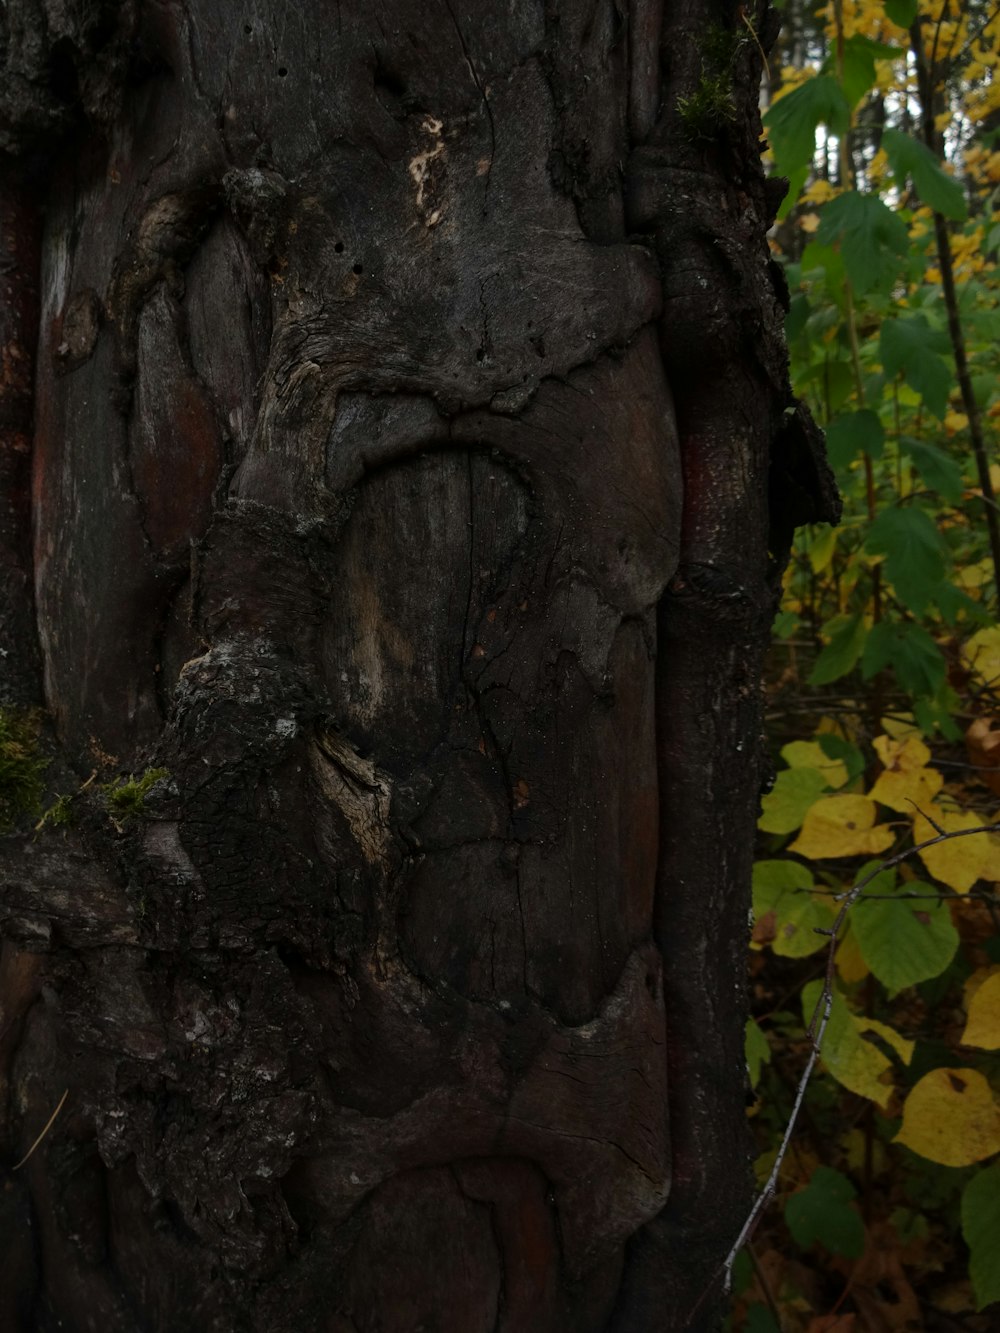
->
[443, 0, 495, 211]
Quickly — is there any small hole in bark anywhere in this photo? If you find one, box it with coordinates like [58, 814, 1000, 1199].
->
[531, 335, 546, 358]
[278, 66, 288, 77]
[48, 38, 81, 105]
[244, 23, 252, 33]
[276, 941, 309, 973]
[353, 263, 363, 275]
[373, 65, 406, 98]
[91, 13, 117, 46]
[160, 1198, 201, 1245]
[476, 348, 485, 361]
[335, 241, 344, 253]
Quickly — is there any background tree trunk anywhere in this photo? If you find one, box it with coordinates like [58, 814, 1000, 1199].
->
[0, 2, 835, 1328]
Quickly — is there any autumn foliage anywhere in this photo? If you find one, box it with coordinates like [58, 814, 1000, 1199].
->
[735, 0, 1000, 1326]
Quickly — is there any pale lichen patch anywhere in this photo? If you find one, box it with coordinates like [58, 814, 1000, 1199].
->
[408, 117, 447, 227]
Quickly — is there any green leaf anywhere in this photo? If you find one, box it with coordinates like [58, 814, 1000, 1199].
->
[882, 128, 968, 222]
[746, 1019, 771, 1089]
[817, 733, 866, 784]
[776, 164, 810, 221]
[809, 613, 867, 685]
[799, 240, 849, 313]
[862, 621, 947, 697]
[807, 525, 837, 574]
[731, 1248, 754, 1297]
[825, 409, 885, 468]
[836, 36, 906, 109]
[753, 859, 834, 957]
[934, 581, 985, 626]
[764, 77, 851, 178]
[884, 0, 919, 27]
[786, 1166, 866, 1258]
[852, 880, 959, 995]
[817, 191, 909, 295]
[758, 767, 831, 834]
[962, 1161, 1000, 1310]
[773, 609, 800, 639]
[746, 1305, 781, 1333]
[802, 979, 912, 1106]
[773, 891, 836, 957]
[902, 437, 965, 503]
[913, 693, 962, 741]
[880, 315, 952, 419]
[817, 359, 856, 415]
[865, 507, 947, 614]
[972, 373, 998, 407]
[753, 859, 813, 913]
[786, 293, 810, 342]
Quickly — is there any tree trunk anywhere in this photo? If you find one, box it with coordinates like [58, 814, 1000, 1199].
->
[0, 2, 835, 1329]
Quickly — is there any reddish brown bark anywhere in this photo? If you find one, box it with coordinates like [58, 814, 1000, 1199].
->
[0, 2, 834, 1329]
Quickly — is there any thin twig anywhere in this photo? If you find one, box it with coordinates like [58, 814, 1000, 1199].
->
[832, 822, 1000, 901]
[909, 797, 946, 835]
[748, 1241, 785, 1331]
[803, 887, 964, 901]
[12, 1089, 69, 1171]
[741, 8, 771, 81]
[687, 819, 1000, 1323]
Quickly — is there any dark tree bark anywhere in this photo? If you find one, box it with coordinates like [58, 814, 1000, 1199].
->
[0, 2, 836, 1329]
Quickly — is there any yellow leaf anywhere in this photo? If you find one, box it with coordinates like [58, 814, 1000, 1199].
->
[965, 965, 1000, 1004]
[781, 740, 849, 789]
[759, 767, 830, 834]
[802, 179, 839, 205]
[944, 411, 969, 435]
[808, 525, 838, 574]
[868, 765, 944, 813]
[836, 925, 870, 984]
[799, 212, 821, 234]
[955, 558, 993, 591]
[861, 1016, 914, 1066]
[963, 627, 1000, 691]
[790, 796, 895, 859]
[873, 734, 931, 772]
[805, 980, 905, 1108]
[962, 972, 1000, 1050]
[913, 806, 994, 894]
[818, 714, 863, 744]
[843, 1126, 889, 1177]
[880, 714, 920, 741]
[895, 1068, 1000, 1166]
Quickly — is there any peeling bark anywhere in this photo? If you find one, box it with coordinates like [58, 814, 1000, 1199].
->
[0, 2, 834, 1329]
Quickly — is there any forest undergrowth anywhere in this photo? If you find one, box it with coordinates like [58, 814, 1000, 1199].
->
[731, 0, 1000, 1327]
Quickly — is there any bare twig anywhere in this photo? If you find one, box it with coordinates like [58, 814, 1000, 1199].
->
[748, 1241, 785, 1331]
[688, 818, 1000, 1323]
[909, 796, 947, 836]
[12, 1089, 69, 1170]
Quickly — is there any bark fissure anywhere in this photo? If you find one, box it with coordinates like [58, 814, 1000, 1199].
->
[443, 0, 497, 210]
[0, 1, 826, 1327]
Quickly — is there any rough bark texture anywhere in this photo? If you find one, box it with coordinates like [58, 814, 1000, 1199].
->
[0, 2, 836, 1329]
